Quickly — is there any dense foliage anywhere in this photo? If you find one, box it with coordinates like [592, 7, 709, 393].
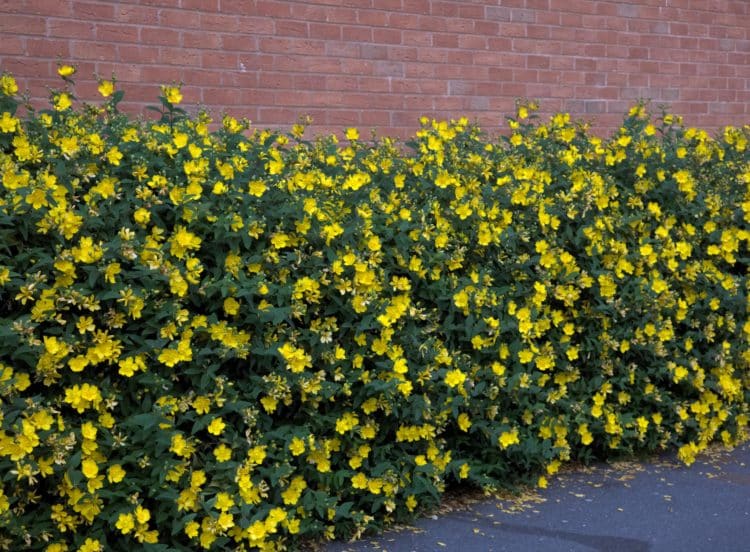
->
[1, 68, 749, 551]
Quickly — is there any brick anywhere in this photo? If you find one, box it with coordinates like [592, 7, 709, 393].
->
[259, 37, 325, 56]
[339, 58, 373, 75]
[95, 22, 140, 43]
[473, 20, 499, 35]
[220, 34, 258, 52]
[326, 75, 360, 91]
[140, 27, 181, 46]
[526, 25, 550, 40]
[325, 41, 361, 58]
[253, 0, 293, 18]
[96, 62, 141, 82]
[0, 14, 44, 35]
[24, 0, 72, 17]
[342, 25, 372, 42]
[47, 18, 95, 39]
[201, 51, 239, 70]
[160, 47, 202, 67]
[458, 35, 487, 49]
[272, 55, 340, 74]
[309, 23, 342, 40]
[259, 72, 294, 89]
[140, 65, 183, 83]
[402, 0, 429, 14]
[372, 60, 403, 76]
[116, 4, 159, 25]
[159, 9, 202, 29]
[293, 74, 326, 90]
[360, 109, 392, 127]
[401, 30, 432, 46]
[527, 55, 550, 69]
[219, 70, 257, 88]
[360, 44, 388, 59]
[325, 109, 362, 126]
[433, 33, 458, 48]
[387, 12, 420, 29]
[71, 40, 117, 61]
[357, 76, 391, 93]
[387, 46, 418, 61]
[448, 80, 475, 95]
[199, 13, 241, 32]
[0, 36, 25, 55]
[118, 45, 161, 64]
[275, 20, 307, 37]
[350, 93, 403, 109]
[373, 28, 402, 44]
[25, 38, 70, 58]
[181, 0, 220, 10]
[2, 0, 749, 137]
[485, 6, 510, 21]
[184, 30, 222, 49]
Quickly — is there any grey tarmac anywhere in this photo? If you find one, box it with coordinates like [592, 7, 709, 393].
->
[327, 440, 750, 552]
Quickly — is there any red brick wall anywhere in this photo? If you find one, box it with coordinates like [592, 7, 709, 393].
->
[1, 0, 748, 137]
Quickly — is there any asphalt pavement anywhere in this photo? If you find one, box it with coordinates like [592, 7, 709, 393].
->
[327, 440, 750, 552]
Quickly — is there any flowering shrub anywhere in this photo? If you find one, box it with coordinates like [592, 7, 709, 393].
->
[0, 67, 749, 550]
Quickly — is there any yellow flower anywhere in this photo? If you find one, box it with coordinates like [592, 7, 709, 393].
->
[134, 505, 151, 524]
[184, 520, 199, 538]
[248, 179, 267, 197]
[214, 492, 234, 512]
[289, 437, 306, 456]
[1, 73, 18, 95]
[81, 422, 97, 441]
[66, 355, 88, 374]
[351, 472, 368, 489]
[192, 395, 211, 414]
[77, 538, 102, 552]
[162, 85, 183, 105]
[57, 65, 76, 77]
[107, 464, 126, 483]
[0, 111, 19, 133]
[345, 127, 359, 140]
[98, 80, 115, 97]
[116, 512, 135, 534]
[54, 92, 72, 111]
[207, 417, 225, 436]
[578, 424, 593, 445]
[81, 458, 99, 479]
[498, 428, 520, 449]
[213, 444, 232, 462]
[444, 369, 466, 388]
[457, 413, 471, 432]
[247, 519, 267, 541]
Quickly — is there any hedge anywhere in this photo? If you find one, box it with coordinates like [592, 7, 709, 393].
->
[0, 66, 749, 551]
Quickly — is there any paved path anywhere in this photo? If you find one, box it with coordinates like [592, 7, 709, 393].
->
[328, 441, 750, 552]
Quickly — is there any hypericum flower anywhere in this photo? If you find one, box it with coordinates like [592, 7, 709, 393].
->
[107, 464, 126, 483]
[498, 428, 520, 449]
[57, 64, 76, 78]
[116, 512, 135, 534]
[81, 458, 99, 479]
[444, 369, 466, 388]
[53, 92, 72, 111]
[0, 111, 18, 133]
[0, 73, 18, 95]
[213, 444, 232, 462]
[161, 85, 183, 105]
[98, 79, 115, 97]
[207, 417, 225, 436]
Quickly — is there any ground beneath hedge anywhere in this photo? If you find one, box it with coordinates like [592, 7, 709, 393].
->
[326, 440, 750, 551]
